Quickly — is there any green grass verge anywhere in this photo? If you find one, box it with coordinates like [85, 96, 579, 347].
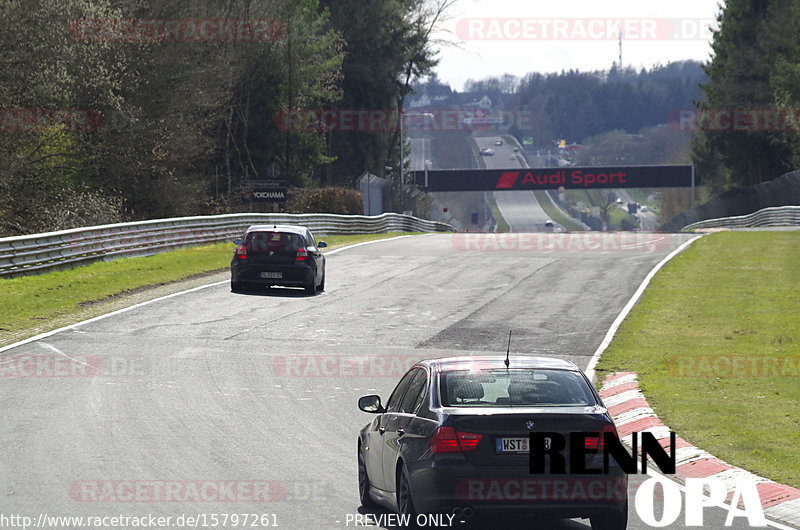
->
[606, 205, 629, 229]
[561, 189, 593, 208]
[469, 135, 485, 169]
[595, 232, 800, 487]
[626, 188, 654, 206]
[486, 194, 510, 232]
[531, 190, 585, 231]
[0, 232, 418, 341]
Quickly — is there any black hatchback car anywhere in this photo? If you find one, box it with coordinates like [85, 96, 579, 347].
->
[230, 224, 327, 294]
[357, 356, 628, 529]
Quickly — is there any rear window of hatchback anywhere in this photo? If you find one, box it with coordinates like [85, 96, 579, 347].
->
[245, 231, 304, 253]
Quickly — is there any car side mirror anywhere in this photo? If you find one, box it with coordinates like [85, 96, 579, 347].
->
[233, 238, 242, 245]
[318, 241, 328, 248]
[358, 395, 385, 413]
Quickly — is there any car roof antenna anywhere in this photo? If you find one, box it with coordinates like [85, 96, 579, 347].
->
[505, 330, 512, 369]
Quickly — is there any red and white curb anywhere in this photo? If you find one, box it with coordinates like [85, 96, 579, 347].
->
[599, 372, 800, 528]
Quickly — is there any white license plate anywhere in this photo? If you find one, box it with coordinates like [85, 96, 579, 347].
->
[260, 272, 282, 279]
[496, 436, 551, 454]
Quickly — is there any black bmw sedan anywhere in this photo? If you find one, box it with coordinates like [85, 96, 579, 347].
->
[357, 356, 628, 529]
[230, 224, 326, 294]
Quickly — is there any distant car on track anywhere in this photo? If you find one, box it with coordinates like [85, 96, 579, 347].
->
[356, 356, 628, 529]
[480, 148, 494, 156]
[495, 140, 503, 146]
[230, 224, 327, 294]
[544, 219, 554, 228]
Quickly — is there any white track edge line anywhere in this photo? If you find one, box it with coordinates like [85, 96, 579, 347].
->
[583, 234, 703, 384]
[0, 234, 428, 355]
[585, 233, 797, 528]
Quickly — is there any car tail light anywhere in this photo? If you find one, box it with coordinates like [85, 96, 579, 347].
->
[430, 426, 483, 453]
[235, 245, 247, 259]
[296, 248, 308, 262]
[457, 431, 482, 451]
[584, 424, 619, 451]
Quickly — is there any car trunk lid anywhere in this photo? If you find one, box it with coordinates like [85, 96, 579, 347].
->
[443, 408, 615, 470]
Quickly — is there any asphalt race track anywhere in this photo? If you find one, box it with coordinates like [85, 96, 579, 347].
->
[0, 233, 781, 529]
[474, 136, 557, 232]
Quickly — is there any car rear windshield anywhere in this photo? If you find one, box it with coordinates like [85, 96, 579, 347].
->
[440, 369, 595, 407]
[245, 231, 304, 253]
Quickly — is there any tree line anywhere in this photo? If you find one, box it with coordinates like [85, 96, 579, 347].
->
[3, 0, 794, 237]
[0, 0, 448, 236]
[451, 61, 707, 155]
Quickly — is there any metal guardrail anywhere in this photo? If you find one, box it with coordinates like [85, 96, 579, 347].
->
[0, 213, 454, 278]
[683, 205, 800, 231]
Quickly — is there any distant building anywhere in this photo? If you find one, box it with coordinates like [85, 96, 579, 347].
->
[408, 93, 432, 108]
[463, 94, 494, 110]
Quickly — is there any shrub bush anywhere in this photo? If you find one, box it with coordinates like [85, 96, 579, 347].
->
[286, 187, 363, 215]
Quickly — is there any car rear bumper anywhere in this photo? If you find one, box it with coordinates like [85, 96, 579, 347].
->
[408, 458, 627, 517]
[230, 262, 314, 287]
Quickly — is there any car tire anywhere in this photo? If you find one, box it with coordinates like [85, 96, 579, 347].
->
[318, 272, 325, 292]
[590, 501, 628, 530]
[231, 280, 245, 293]
[304, 279, 316, 295]
[397, 464, 417, 523]
[358, 446, 376, 508]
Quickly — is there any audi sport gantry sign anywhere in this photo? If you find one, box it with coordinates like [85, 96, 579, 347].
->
[412, 165, 695, 192]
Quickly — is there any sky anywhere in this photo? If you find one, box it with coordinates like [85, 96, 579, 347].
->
[431, 0, 725, 91]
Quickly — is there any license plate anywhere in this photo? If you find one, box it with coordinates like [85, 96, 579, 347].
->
[260, 272, 282, 279]
[496, 436, 551, 454]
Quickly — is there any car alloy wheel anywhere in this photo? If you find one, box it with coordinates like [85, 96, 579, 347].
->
[397, 465, 417, 519]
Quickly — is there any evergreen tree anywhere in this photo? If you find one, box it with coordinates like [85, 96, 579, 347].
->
[696, 0, 800, 187]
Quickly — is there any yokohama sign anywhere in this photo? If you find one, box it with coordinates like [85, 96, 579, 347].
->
[241, 189, 286, 202]
[413, 165, 695, 191]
